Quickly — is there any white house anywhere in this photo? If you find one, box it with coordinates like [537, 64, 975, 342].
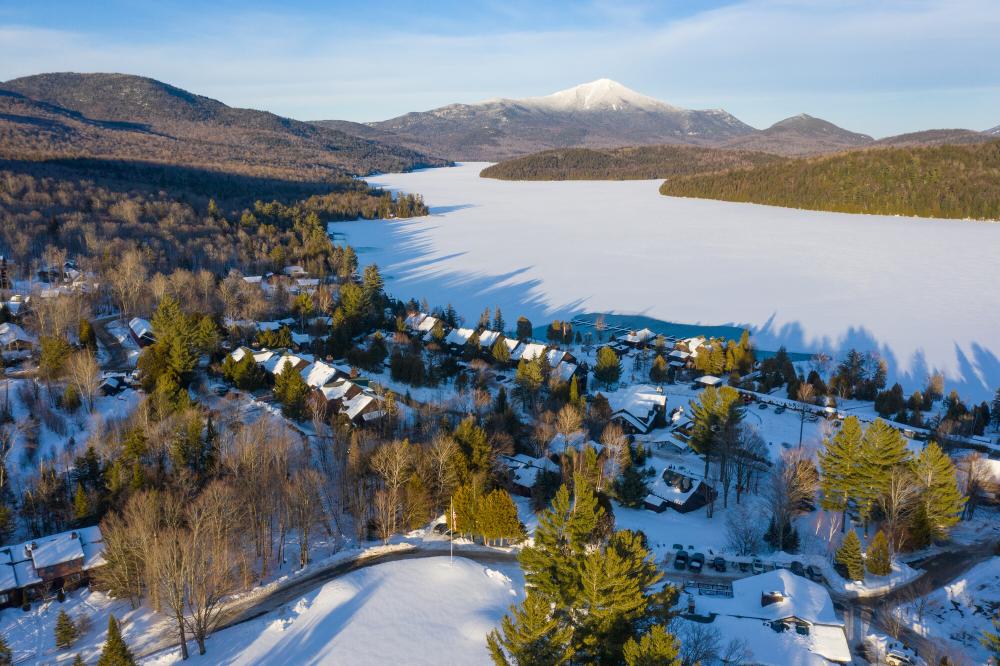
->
[684, 569, 851, 665]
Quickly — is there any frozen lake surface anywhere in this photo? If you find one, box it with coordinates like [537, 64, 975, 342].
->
[335, 163, 1000, 399]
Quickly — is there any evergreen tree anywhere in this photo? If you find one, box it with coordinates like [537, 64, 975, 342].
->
[857, 420, 910, 526]
[275, 359, 309, 420]
[516, 316, 532, 341]
[909, 442, 966, 545]
[73, 483, 90, 521]
[622, 625, 680, 666]
[72, 655, 85, 666]
[453, 416, 491, 483]
[689, 386, 744, 485]
[764, 515, 799, 553]
[492, 339, 511, 364]
[865, 530, 891, 576]
[594, 347, 621, 386]
[613, 464, 649, 508]
[0, 635, 10, 666]
[493, 307, 505, 334]
[981, 616, 1000, 662]
[97, 615, 136, 666]
[835, 531, 864, 581]
[55, 608, 79, 649]
[515, 358, 543, 407]
[818, 416, 863, 525]
[487, 593, 575, 666]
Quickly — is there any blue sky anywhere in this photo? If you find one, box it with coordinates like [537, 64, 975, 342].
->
[1, 0, 998, 137]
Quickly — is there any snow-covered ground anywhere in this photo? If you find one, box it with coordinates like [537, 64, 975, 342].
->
[145, 557, 524, 666]
[896, 556, 1000, 665]
[340, 163, 1000, 400]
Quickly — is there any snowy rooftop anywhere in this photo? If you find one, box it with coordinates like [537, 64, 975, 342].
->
[301, 361, 339, 388]
[555, 361, 578, 382]
[0, 322, 35, 347]
[512, 342, 547, 362]
[320, 379, 357, 401]
[478, 330, 501, 348]
[444, 327, 475, 346]
[128, 317, 153, 340]
[417, 316, 440, 332]
[404, 312, 427, 329]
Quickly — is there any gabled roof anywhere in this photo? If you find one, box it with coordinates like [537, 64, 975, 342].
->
[444, 327, 475, 346]
[301, 361, 338, 388]
[128, 317, 153, 340]
[512, 342, 547, 362]
[417, 315, 440, 332]
[342, 392, 381, 420]
[730, 570, 843, 626]
[478, 330, 502, 348]
[320, 379, 357, 401]
[555, 361, 578, 382]
[404, 312, 427, 329]
[0, 322, 35, 346]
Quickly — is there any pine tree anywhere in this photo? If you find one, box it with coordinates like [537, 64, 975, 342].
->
[857, 419, 910, 526]
[594, 347, 621, 386]
[819, 416, 863, 524]
[492, 339, 511, 364]
[73, 483, 90, 521]
[623, 625, 680, 666]
[613, 463, 649, 508]
[72, 655, 85, 666]
[835, 531, 864, 581]
[0, 634, 10, 666]
[910, 442, 966, 545]
[55, 608, 79, 649]
[981, 615, 1000, 662]
[97, 615, 136, 666]
[493, 307, 505, 334]
[515, 316, 532, 341]
[487, 593, 575, 666]
[866, 530, 891, 576]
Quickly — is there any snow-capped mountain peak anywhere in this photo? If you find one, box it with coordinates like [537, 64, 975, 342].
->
[518, 78, 680, 113]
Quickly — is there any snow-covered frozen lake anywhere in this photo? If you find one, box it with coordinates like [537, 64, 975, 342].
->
[335, 162, 1000, 399]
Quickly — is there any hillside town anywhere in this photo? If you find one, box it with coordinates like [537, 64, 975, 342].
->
[0, 247, 995, 666]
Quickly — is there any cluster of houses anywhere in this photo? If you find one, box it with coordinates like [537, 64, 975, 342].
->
[404, 312, 583, 382]
[228, 347, 386, 426]
[239, 267, 322, 296]
[0, 526, 105, 608]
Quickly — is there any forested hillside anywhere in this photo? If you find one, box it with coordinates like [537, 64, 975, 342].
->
[0, 157, 427, 276]
[480, 145, 784, 180]
[659, 140, 1000, 220]
[0, 73, 449, 180]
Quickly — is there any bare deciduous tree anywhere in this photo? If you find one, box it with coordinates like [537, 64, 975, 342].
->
[370, 440, 412, 541]
[66, 350, 101, 412]
[725, 503, 764, 555]
[107, 248, 148, 319]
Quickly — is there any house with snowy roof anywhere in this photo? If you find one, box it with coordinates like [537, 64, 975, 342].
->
[128, 317, 155, 347]
[684, 569, 850, 665]
[0, 322, 36, 350]
[444, 327, 475, 350]
[501, 454, 561, 497]
[511, 342, 547, 363]
[605, 384, 667, 434]
[642, 460, 715, 513]
[620, 328, 656, 347]
[0, 525, 105, 606]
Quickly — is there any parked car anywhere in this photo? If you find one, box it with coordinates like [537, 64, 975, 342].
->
[713, 556, 727, 572]
[752, 558, 765, 574]
[689, 553, 705, 573]
[775, 405, 786, 414]
[738, 560, 750, 573]
[674, 550, 689, 570]
[807, 413, 820, 422]
[805, 565, 825, 583]
[886, 651, 914, 666]
[790, 561, 805, 577]
[758, 403, 769, 410]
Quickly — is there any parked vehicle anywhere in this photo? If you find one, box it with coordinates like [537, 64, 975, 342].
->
[774, 405, 786, 414]
[713, 556, 727, 572]
[758, 403, 769, 410]
[674, 550, 689, 570]
[689, 552, 705, 573]
[790, 561, 805, 577]
[738, 560, 750, 573]
[752, 558, 765, 574]
[807, 413, 820, 422]
[805, 565, 825, 583]
[886, 651, 914, 666]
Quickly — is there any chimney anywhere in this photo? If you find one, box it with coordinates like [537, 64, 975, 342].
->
[761, 591, 785, 607]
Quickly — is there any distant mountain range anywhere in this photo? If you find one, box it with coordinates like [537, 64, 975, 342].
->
[313, 79, 997, 160]
[0, 72, 448, 179]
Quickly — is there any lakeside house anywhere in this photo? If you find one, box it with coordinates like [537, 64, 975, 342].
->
[604, 384, 667, 434]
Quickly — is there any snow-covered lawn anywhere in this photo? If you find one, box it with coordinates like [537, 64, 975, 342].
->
[342, 163, 1000, 400]
[145, 557, 524, 666]
[896, 556, 1000, 665]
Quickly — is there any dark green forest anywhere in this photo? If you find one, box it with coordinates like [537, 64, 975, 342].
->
[659, 140, 1000, 220]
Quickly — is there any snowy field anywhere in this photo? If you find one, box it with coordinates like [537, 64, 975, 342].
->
[146, 557, 524, 666]
[336, 163, 1000, 399]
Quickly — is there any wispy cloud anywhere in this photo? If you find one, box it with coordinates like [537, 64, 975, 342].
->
[0, 0, 997, 135]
